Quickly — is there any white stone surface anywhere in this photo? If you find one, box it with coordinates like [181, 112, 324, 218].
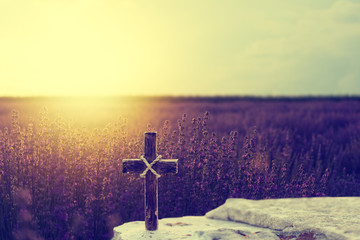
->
[112, 216, 281, 240]
[113, 197, 360, 240]
[206, 197, 360, 240]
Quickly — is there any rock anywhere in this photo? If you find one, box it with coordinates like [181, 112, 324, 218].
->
[206, 197, 360, 240]
[193, 228, 280, 240]
[113, 197, 360, 240]
[112, 216, 280, 240]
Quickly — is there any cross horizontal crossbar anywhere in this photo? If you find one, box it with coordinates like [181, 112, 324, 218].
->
[123, 159, 178, 175]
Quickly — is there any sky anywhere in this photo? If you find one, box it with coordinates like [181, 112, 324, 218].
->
[0, 0, 360, 97]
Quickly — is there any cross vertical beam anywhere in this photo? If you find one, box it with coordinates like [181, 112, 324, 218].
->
[144, 132, 158, 231]
[122, 132, 178, 231]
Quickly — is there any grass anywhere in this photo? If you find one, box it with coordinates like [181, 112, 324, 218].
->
[0, 96, 359, 239]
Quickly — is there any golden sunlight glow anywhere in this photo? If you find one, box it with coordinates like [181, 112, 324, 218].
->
[35, 96, 146, 127]
[1, 1, 178, 96]
[1, 0, 359, 96]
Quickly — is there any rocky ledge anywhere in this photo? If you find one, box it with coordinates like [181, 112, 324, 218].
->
[113, 197, 360, 240]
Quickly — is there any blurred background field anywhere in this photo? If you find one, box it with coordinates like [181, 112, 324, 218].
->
[2, 96, 360, 133]
[1, 96, 360, 239]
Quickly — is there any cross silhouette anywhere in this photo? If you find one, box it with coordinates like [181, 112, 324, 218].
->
[122, 132, 178, 231]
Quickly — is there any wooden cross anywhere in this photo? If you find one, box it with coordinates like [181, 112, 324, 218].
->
[122, 132, 178, 231]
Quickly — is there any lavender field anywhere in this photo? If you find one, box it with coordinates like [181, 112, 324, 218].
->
[1, 96, 360, 240]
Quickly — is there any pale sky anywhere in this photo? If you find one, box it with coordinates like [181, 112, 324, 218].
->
[1, 0, 359, 96]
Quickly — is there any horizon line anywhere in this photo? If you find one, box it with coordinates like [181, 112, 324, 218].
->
[0, 94, 360, 99]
